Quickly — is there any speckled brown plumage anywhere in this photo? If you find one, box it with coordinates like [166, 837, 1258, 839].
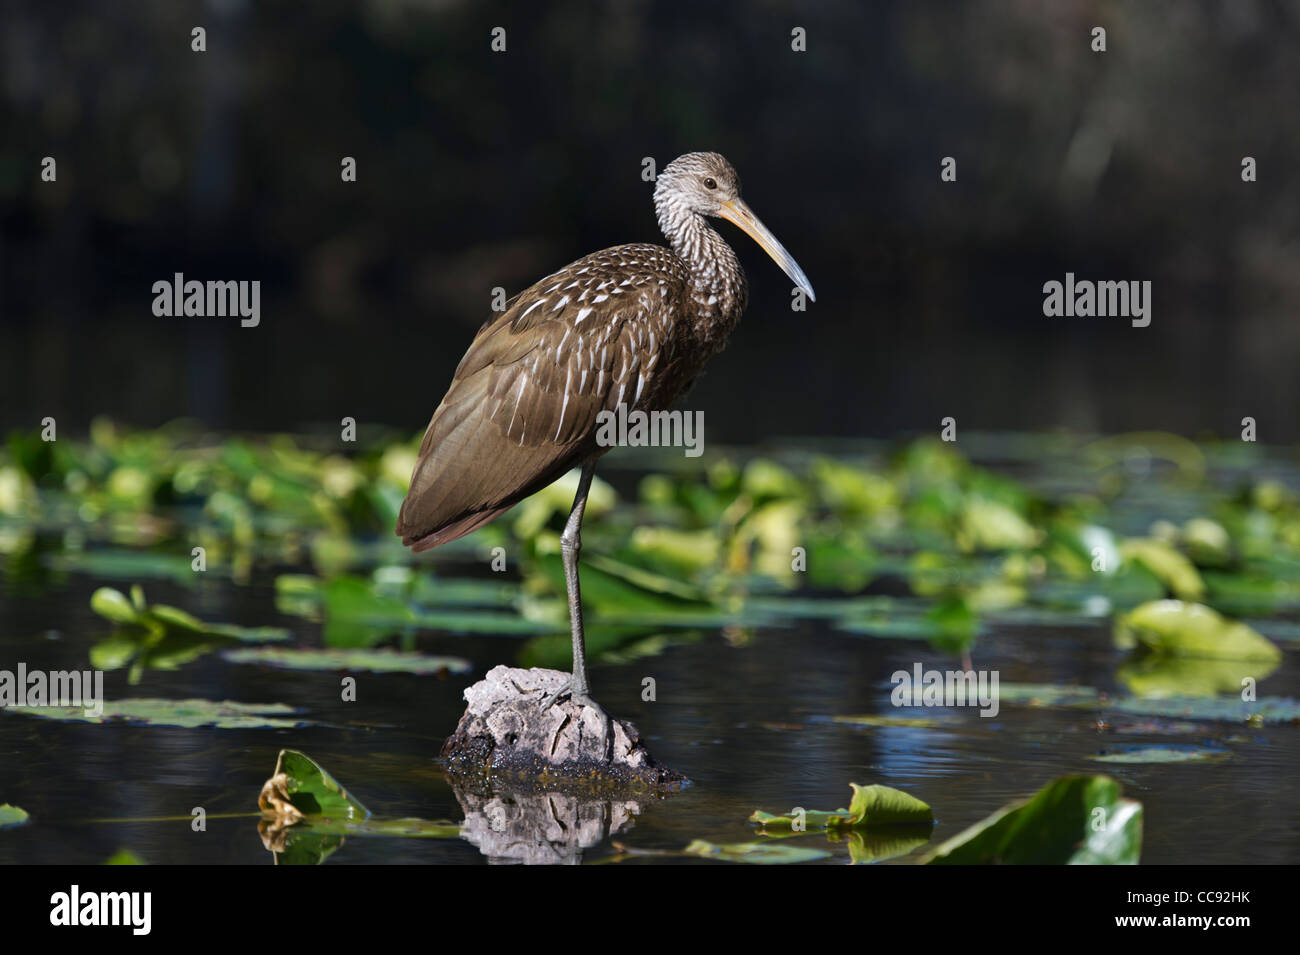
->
[397, 152, 811, 552]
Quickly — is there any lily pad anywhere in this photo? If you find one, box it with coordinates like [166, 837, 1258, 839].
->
[1116, 600, 1282, 662]
[3, 699, 310, 729]
[994, 683, 1103, 706]
[1104, 695, 1300, 725]
[921, 775, 1142, 865]
[750, 782, 933, 831]
[53, 549, 202, 584]
[833, 714, 945, 729]
[222, 647, 472, 675]
[682, 839, 829, 864]
[1088, 745, 1228, 764]
[0, 804, 30, 828]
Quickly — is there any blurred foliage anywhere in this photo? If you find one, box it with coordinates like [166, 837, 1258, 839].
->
[2, 421, 1297, 692]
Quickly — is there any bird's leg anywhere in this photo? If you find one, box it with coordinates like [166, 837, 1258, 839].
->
[540, 459, 612, 760]
[561, 459, 595, 699]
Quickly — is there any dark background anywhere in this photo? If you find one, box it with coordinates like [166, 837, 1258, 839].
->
[2, 0, 1297, 443]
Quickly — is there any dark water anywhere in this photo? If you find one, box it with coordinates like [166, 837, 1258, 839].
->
[2, 569, 1296, 865]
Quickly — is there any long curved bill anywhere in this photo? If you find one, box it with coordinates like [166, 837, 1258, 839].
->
[717, 198, 816, 302]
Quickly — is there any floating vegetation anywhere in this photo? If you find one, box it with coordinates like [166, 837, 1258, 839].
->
[4, 699, 311, 729]
[1115, 600, 1282, 662]
[1088, 745, 1229, 764]
[680, 840, 830, 864]
[258, 750, 460, 864]
[86, 585, 291, 682]
[0, 804, 30, 829]
[104, 850, 146, 865]
[5, 423, 1300, 670]
[992, 683, 1105, 706]
[749, 783, 934, 831]
[832, 714, 947, 729]
[90, 585, 290, 643]
[222, 647, 472, 675]
[2, 425, 1298, 865]
[1103, 696, 1300, 726]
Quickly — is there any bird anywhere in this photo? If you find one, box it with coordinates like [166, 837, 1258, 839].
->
[397, 152, 814, 748]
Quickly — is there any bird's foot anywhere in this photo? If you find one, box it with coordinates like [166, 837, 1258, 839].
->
[539, 678, 613, 762]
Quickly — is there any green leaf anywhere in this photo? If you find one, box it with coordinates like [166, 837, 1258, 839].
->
[90, 587, 140, 625]
[749, 782, 932, 831]
[222, 647, 472, 675]
[4, 699, 310, 729]
[749, 808, 856, 830]
[626, 526, 720, 574]
[146, 603, 207, 632]
[1182, 518, 1233, 567]
[269, 749, 369, 820]
[104, 850, 146, 865]
[258, 750, 462, 858]
[959, 497, 1039, 552]
[321, 575, 418, 646]
[925, 595, 978, 654]
[518, 625, 680, 669]
[922, 775, 1142, 865]
[1116, 600, 1282, 662]
[683, 839, 829, 864]
[1120, 539, 1205, 600]
[414, 608, 560, 635]
[846, 783, 936, 826]
[0, 804, 30, 828]
[89, 586, 291, 649]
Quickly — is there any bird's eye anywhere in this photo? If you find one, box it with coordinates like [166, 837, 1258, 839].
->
[703, 177, 717, 190]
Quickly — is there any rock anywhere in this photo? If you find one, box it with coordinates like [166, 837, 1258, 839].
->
[440, 665, 687, 790]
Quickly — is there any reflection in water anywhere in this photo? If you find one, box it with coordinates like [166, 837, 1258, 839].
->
[259, 819, 345, 866]
[452, 781, 642, 865]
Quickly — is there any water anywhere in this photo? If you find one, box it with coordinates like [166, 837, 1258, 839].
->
[2, 571, 1296, 864]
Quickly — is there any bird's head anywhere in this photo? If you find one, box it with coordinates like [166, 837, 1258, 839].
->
[655, 151, 815, 302]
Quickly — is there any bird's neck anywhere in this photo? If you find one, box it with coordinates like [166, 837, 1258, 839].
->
[659, 207, 749, 343]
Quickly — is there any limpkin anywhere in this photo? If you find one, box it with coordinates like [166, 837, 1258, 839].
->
[397, 152, 814, 742]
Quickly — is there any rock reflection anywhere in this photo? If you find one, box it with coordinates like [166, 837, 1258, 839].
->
[451, 781, 643, 865]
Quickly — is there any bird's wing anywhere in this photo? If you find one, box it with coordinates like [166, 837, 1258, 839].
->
[397, 245, 687, 550]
